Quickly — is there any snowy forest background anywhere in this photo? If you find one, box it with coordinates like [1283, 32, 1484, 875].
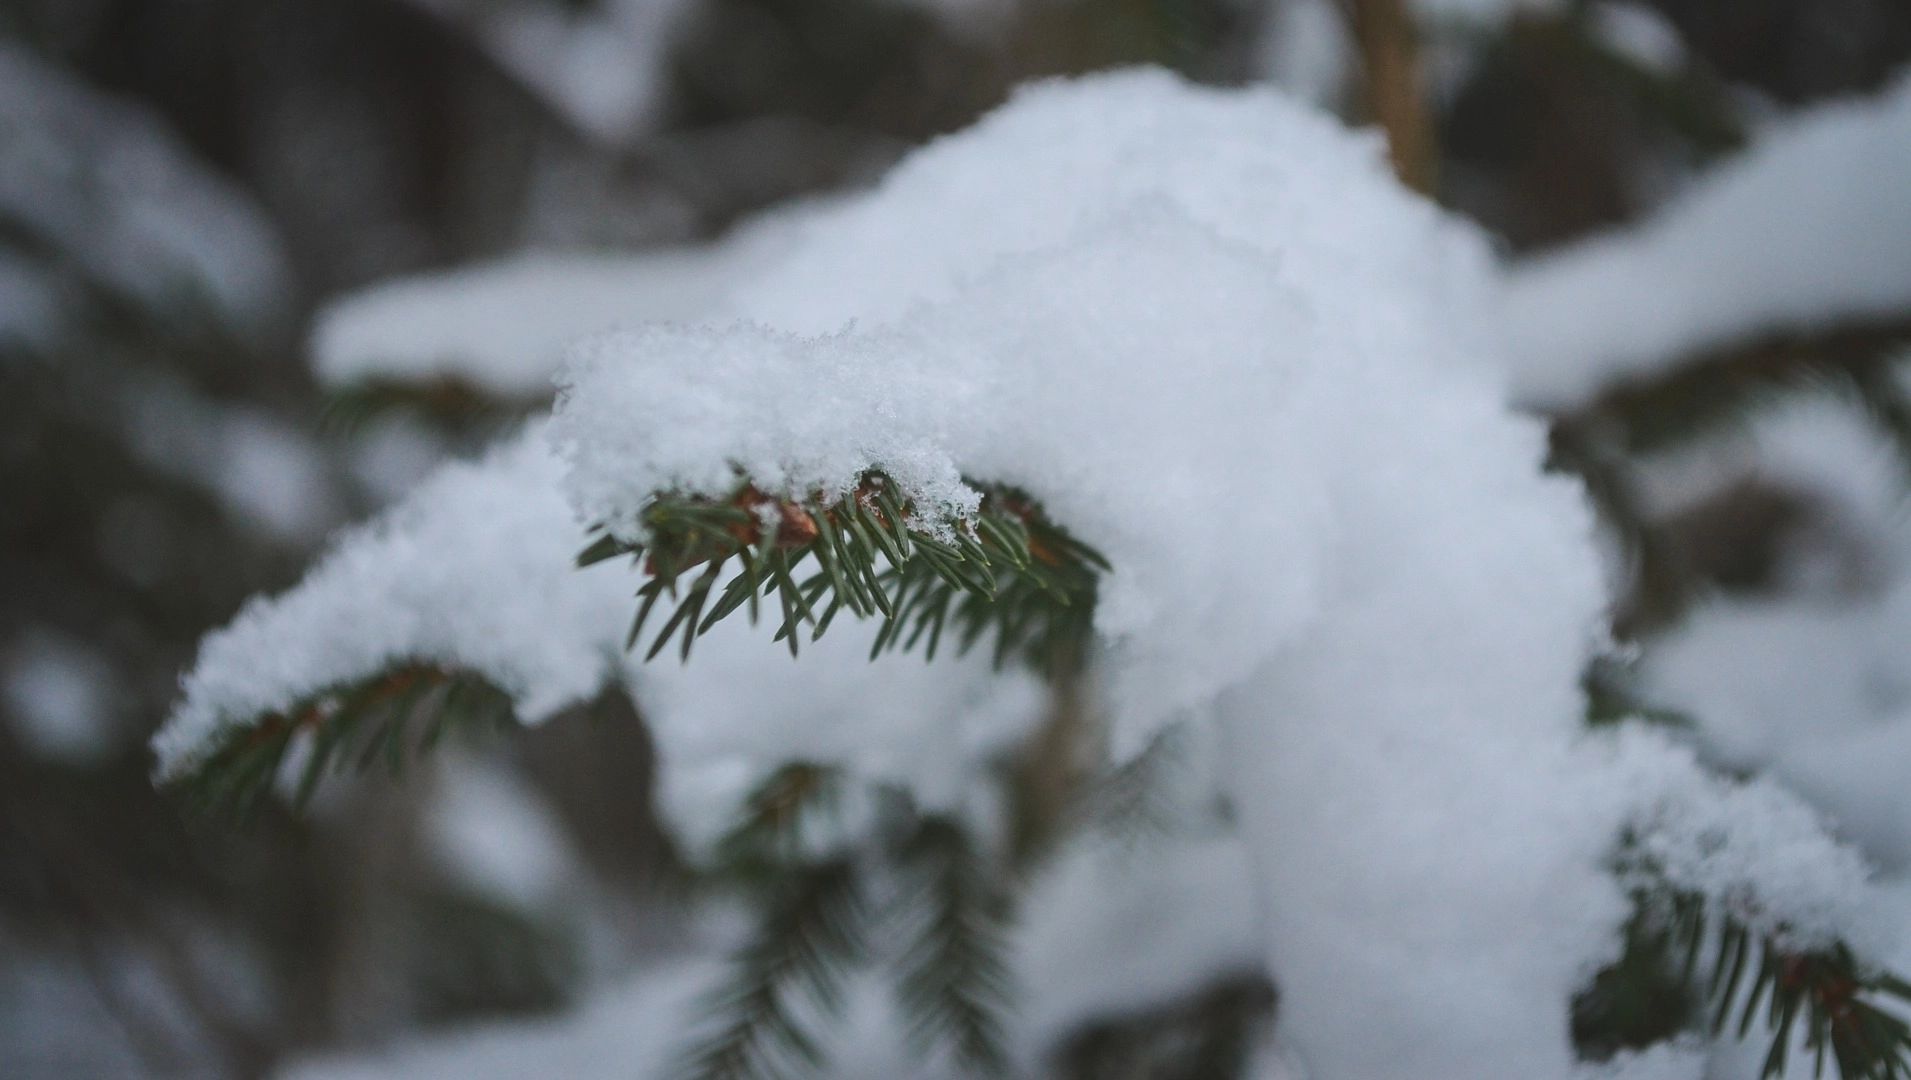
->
[4, 0, 1911, 1078]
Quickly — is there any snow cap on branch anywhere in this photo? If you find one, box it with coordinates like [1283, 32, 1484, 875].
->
[1504, 72, 1911, 409]
[553, 69, 1522, 757]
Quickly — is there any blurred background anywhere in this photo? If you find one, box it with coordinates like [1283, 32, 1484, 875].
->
[3, 0, 1910, 1076]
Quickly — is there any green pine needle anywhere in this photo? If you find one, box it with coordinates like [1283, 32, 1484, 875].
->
[1585, 887, 1911, 1079]
[172, 663, 516, 819]
[675, 764, 867, 1080]
[320, 375, 530, 435]
[892, 816, 1016, 1075]
[581, 471, 1105, 675]
[674, 858, 868, 1080]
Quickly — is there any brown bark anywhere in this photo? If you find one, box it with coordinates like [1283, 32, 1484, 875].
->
[1342, 0, 1438, 193]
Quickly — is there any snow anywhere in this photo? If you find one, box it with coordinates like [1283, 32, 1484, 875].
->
[312, 212, 809, 397]
[637, 612, 1050, 860]
[4, 630, 119, 764]
[120, 374, 342, 540]
[278, 956, 732, 1080]
[1012, 831, 1265, 1055]
[1627, 392, 1905, 597]
[424, 753, 584, 912]
[405, 0, 695, 145]
[1635, 393, 1911, 888]
[0, 42, 291, 337]
[155, 424, 1047, 824]
[555, 70, 1832, 1080]
[280, 828, 1271, 1080]
[1504, 72, 1911, 409]
[1646, 584, 1911, 878]
[1594, 727, 1875, 951]
[1587, 1, 1686, 75]
[723, 71, 1491, 341]
[1256, 0, 1352, 109]
[160, 69, 1898, 1079]
[153, 427, 633, 780]
[1412, 0, 1564, 25]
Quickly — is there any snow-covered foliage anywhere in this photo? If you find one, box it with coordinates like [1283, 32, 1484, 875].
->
[312, 213, 812, 397]
[157, 70, 1901, 1080]
[285, 827, 1271, 1080]
[153, 429, 621, 779]
[1647, 533, 1911, 878]
[1505, 72, 1911, 408]
[0, 42, 291, 340]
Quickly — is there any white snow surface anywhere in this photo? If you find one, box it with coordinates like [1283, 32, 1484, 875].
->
[153, 428, 631, 779]
[1504, 73, 1911, 409]
[555, 71, 1516, 763]
[1647, 583, 1911, 877]
[161, 71, 1893, 1078]
[155, 425, 1047, 827]
[311, 213, 808, 396]
[553, 70, 1874, 1079]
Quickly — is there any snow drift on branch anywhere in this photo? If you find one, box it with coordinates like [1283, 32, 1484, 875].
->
[1505, 72, 1911, 409]
[0, 42, 291, 339]
[159, 69, 1888, 1080]
[311, 212, 809, 397]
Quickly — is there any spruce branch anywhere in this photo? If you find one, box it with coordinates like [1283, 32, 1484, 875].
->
[1587, 888, 1911, 1078]
[676, 764, 869, 1080]
[892, 816, 1016, 1075]
[320, 375, 532, 435]
[1054, 973, 1277, 1080]
[1070, 725, 1190, 842]
[707, 763, 849, 886]
[675, 857, 869, 1080]
[171, 663, 516, 818]
[579, 471, 1106, 674]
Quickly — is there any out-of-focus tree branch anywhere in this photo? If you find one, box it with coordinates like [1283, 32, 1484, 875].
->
[1340, 0, 1436, 192]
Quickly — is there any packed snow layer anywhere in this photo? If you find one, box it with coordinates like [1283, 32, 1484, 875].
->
[557, 70, 1795, 1080]
[163, 70, 1892, 1078]
[312, 213, 808, 396]
[154, 426, 1043, 817]
[152, 428, 630, 779]
[724, 72, 1495, 342]
[1504, 73, 1911, 409]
